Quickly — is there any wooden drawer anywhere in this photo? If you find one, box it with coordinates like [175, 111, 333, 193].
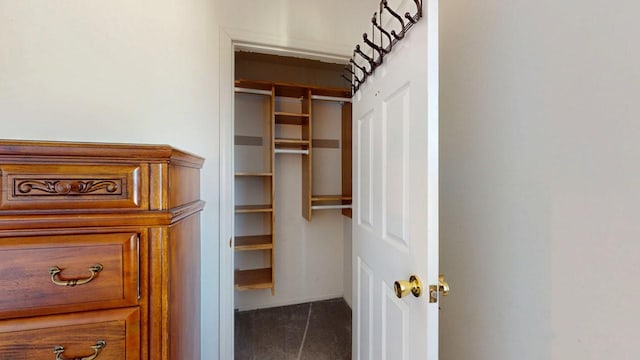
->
[0, 232, 139, 318]
[0, 307, 140, 360]
[0, 163, 148, 211]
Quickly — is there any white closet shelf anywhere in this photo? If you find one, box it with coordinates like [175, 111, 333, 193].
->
[274, 148, 309, 155]
[311, 94, 352, 103]
[311, 195, 352, 211]
[234, 87, 272, 96]
[274, 138, 310, 145]
[235, 172, 273, 177]
[311, 204, 353, 210]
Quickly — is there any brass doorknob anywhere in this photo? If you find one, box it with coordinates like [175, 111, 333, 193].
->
[394, 275, 422, 298]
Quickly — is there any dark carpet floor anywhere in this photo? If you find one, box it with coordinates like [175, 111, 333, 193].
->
[235, 298, 352, 360]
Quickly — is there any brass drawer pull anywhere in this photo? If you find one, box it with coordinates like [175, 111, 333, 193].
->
[49, 264, 103, 287]
[53, 340, 106, 360]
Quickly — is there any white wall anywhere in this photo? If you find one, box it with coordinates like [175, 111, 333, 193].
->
[0, 0, 222, 357]
[215, 0, 372, 56]
[440, 1, 640, 358]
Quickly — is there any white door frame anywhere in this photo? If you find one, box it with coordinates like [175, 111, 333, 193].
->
[217, 27, 351, 359]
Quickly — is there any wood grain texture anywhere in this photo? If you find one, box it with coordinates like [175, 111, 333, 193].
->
[301, 89, 313, 221]
[235, 268, 273, 290]
[235, 235, 273, 251]
[0, 163, 148, 211]
[0, 139, 203, 166]
[342, 102, 353, 218]
[0, 232, 138, 319]
[236, 79, 350, 99]
[0, 140, 203, 360]
[270, 85, 277, 295]
[0, 307, 140, 360]
[168, 164, 201, 209]
[147, 227, 166, 360]
[168, 215, 201, 360]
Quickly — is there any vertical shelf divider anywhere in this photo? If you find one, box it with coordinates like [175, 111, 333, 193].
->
[342, 101, 353, 218]
[269, 85, 276, 295]
[301, 89, 313, 221]
[233, 80, 276, 293]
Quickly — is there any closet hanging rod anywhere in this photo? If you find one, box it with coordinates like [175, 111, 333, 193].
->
[274, 148, 309, 155]
[234, 87, 272, 96]
[275, 96, 304, 102]
[310, 95, 352, 103]
[311, 204, 353, 210]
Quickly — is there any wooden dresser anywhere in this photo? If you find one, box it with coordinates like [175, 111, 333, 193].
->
[0, 140, 203, 360]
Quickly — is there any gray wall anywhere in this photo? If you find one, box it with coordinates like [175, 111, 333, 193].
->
[440, 1, 640, 358]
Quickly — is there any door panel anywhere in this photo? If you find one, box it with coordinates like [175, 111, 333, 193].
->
[382, 284, 409, 360]
[353, 1, 439, 358]
[382, 84, 410, 246]
[357, 258, 373, 360]
[358, 111, 374, 228]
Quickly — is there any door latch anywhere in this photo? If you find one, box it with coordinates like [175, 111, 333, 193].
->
[429, 275, 450, 303]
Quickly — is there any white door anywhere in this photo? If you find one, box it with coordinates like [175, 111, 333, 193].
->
[352, 1, 439, 359]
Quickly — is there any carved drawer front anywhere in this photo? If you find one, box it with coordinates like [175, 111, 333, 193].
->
[0, 233, 139, 318]
[0, 164, 148, 211]
[0, 307, 140, 360]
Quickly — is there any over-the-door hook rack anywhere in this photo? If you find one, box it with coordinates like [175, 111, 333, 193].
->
[350, 58, 372, 77]
[383, 0, 405, 40]
[345, 66, 362, 85]
[341, 74, 356, 93]
[372, 14, 393, 50]
[354, 45, 375, 69]
[363, 33, 387, 61]
[343, 0, 423, 94]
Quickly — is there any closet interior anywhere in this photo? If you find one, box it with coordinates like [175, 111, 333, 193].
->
[233, 51, 353, 312]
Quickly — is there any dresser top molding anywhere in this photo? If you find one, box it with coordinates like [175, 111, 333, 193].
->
[0, 139, 204, 168]
[0, 139, 204, 230]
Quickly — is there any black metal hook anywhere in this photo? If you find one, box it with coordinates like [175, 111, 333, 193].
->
[382, 0, 405, 40]
[390, 29, 403, 41]
[372, 13, 393, 52]
[354, 44, 376, 69]
[363, 33, 386, 63]
[342, 74, 357, 93]
[350, 58, 372, 77]
[345, 66, 363, 85]
[405, 12, 417, 24]
[405, 0, 422, 24]
[413, 0, 423, 19]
